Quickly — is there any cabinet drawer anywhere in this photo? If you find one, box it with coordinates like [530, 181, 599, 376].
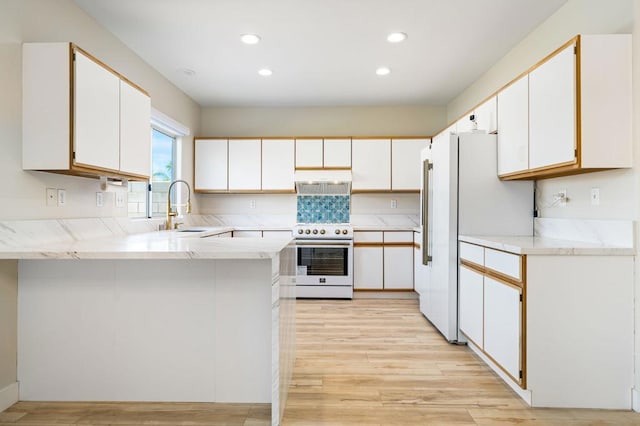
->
[354, 231, 383, 243]
[383, 231, 413, 243]
[460, 242, 484, 266]
[485, 249, 521, 281]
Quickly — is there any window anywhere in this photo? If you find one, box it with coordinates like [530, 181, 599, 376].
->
[128, 109, 189, 218]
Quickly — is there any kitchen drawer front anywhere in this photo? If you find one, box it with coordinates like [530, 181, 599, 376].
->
[460, 242, 484, 266]
[485, 248, 522, 281]
[383, 231, 413, 243]
[354, 231, 383, 243]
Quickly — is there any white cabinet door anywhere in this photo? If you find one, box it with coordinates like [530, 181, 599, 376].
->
[383, 246, 413, 289]
[475, 96, 497, 133]
[194, 139, 228, 191]
[484, 277, 521, 382]
[74, 50, 120, 171]
[295, 139, 323, 168]
[352, 139, 391, 191]
[391, 139, 427, 190]
[323, 138, 351, 168]
[459, 266, 484, 348]
[119, 80, 151, 177]
[262, 139, 294, 191]
[529, 43, 576, 170]
[354, 247, 383, 289]
[228, 139, 261, 190]
[497, 75, 529, 175]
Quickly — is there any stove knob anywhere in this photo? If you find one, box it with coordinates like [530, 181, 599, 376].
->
[312, 229, 318, 234]
[335, 229, 341, 235]
[342, 229, 348, 235]
[320, 229, 326, 235]
[305, 229, 311, 234]
[297, 229, 304, 235]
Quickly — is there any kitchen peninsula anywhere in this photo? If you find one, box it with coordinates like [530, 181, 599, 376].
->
[0, 224, 295, 426]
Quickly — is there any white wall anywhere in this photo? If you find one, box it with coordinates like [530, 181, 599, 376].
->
[200, 105, 446, 137]
[446, 0, 640, 407]
[0, 0, 200, 220]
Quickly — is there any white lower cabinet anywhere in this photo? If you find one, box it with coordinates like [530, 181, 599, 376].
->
[483, 277, 521, 381]
[383, 246, 413, 289]
[458, 266, 484, 348]
[354, 247, 383, 290]
[459, 239, 634, 409]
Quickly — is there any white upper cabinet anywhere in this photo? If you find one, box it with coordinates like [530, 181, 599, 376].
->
[352, 139, 391, 191]
[475, 96, 497, 133]
[73, 50, 120, 172]
[194, 139, 228, 191]
[228, 139, 261, 191]
[497, 75, 529, 175]
[295, 139, 323, 168]
[323, 138, 351, 168]
[528, 43, 576, 170]
[119, 79, 151, 177]
[262, 139, 294, 191]
[391, 138, 428, 190]
[498, 34, 631, 180]
[22, 43, 151, 180]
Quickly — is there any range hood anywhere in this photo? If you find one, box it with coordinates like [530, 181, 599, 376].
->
[294, 170, 352, 195]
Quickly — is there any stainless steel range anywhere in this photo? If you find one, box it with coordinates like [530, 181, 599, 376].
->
[293, 223, 353, 299]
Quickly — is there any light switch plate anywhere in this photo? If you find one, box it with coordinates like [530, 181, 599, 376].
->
[115, 192, 125, 208]
[57, 189, 66, 206]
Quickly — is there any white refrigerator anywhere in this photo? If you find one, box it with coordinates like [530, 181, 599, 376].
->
[418, 132, 533, 342]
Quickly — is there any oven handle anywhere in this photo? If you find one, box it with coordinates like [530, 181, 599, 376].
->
[295, 240, 353, 247]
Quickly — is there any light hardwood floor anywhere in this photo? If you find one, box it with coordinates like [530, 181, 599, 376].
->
[2, 298, 639, 425]
[282, 298, 640, 425]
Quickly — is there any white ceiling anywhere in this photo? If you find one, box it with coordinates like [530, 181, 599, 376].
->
[73, 0, 567, 107]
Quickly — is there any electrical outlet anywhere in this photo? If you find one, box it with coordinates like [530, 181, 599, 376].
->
[96, 192, 104, 208]
[57, 189, 66, 206]
[591, 188, 600, 206]
[46, 188, 57, 206]
[249, 200, 256, 209]
[391, 199, 397, 209]
[115, 192, 125, 208]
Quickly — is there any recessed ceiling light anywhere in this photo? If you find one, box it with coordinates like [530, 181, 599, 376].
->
[376, 67, 391, 76]
[387, 32, 408, 43]
[241, 34, 261, 45]
[258, 68, 273, 76]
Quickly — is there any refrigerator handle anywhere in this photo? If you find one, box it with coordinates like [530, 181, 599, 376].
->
[422, 159, 433, 265]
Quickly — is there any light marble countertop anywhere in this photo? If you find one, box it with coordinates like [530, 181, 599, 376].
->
[0, 227, 292, 260]
[350, 214, 419, 231]
[459, 235, 635, 256]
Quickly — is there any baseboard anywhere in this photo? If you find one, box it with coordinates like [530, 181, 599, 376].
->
[353, 290, 418, 299]
[632, 387, 639, 412]
[0, 382, 19, 412]
[467, 341, 532, 405]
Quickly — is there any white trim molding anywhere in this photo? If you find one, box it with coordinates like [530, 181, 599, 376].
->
[151, 108, 190, 137]
[0, 382, 19, 412]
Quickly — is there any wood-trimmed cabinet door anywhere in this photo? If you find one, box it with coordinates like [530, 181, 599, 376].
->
[483, 276, 522, 383]
[323, 138, 351, 168]
[383, 246, 413, 289]
[295, 139, 323, 168]
[497, 75, 529, 176]
[262, 139, 294, 191]
[353, 246, 383, 290]
[194, 139, 228, 191]
[228, 139, 261, 191]
[459, 266, 484, 349]
[73, 49, 120, 172]
[352, 139, 391, 191]
[119, 79, 151, 177]
[528, 43, 576, 170]
[391, 138, 427, 190]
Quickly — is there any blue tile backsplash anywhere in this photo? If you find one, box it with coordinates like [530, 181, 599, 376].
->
[297, 195, 350, 223]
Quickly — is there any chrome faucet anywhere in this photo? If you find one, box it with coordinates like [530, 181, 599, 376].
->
[166, 179, 192, 230]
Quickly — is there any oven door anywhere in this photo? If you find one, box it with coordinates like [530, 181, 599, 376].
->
[295, 240, 353, 286]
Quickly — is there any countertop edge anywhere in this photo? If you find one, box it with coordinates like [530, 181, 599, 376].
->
[459, 235, 635, 256]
